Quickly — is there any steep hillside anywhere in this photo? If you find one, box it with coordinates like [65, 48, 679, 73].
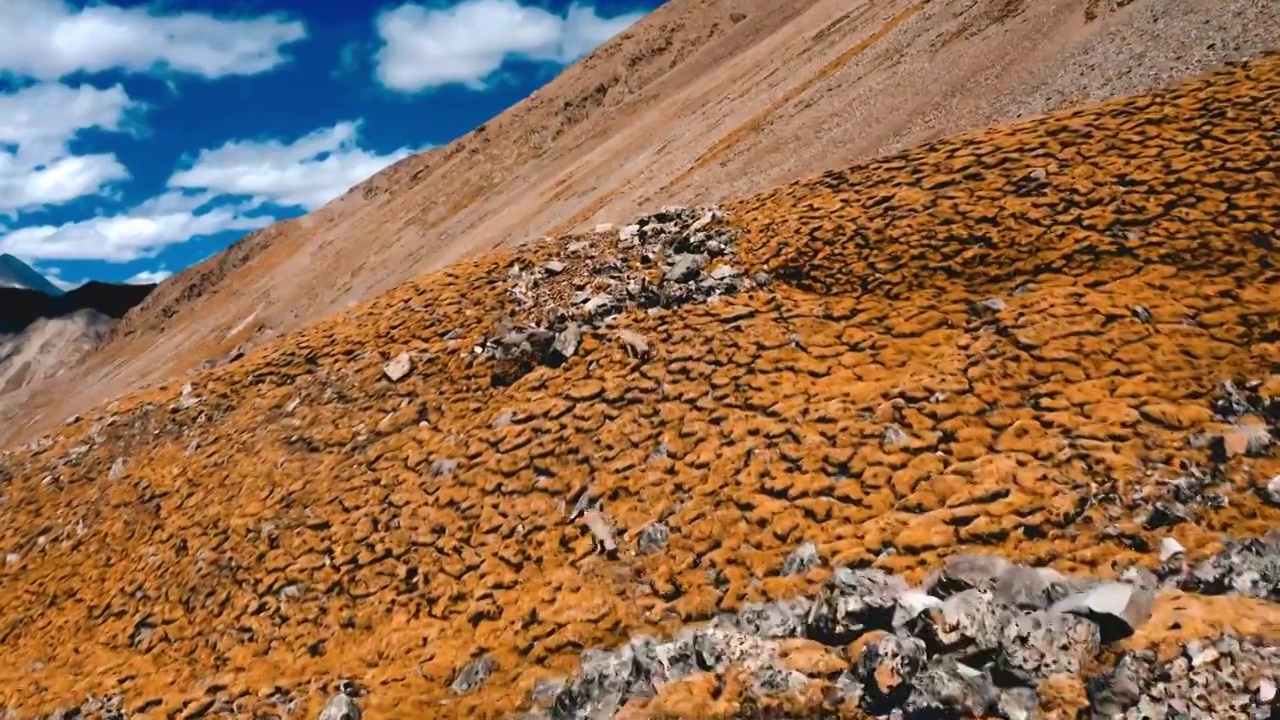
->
[0, 282, 157, 423]
[5, 0, 1279, 445]
[0, 310, 114, 396]
[0, 54, 1277, 720]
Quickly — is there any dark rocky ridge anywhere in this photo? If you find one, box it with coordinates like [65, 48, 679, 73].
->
[0, 283, 156, 336]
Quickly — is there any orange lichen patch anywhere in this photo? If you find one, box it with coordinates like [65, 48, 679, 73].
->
[0, 54, 1278, 719]
[1037, 674, 1090, 720]
[1119, 591, 1280, 662]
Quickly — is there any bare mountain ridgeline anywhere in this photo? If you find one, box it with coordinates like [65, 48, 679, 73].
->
[0, 52, 1278, 719]
[5, 0, 1279, 444]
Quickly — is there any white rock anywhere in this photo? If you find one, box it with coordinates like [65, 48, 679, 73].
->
[892, 589, 943, 628]
[1049, 581, 1154, 637]
[1159, 537, 1186, 562]
[594, 223, 615, 233]
[1265, 473, 1280, 506]
[1259, 676, 1276, 703]
[382, 352, 413, 382]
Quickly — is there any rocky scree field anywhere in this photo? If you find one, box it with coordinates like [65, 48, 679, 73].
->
[1, 54, 1279, 720]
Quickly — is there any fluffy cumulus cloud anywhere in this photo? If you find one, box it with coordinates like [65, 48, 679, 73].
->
[375, 0, 644, 92]
[0, 82, 139, 214]
[0, 122, 418, 264]
[0, 0, 307, 81]
[169, 121, 420, 211]
[0, 190, 273, 263]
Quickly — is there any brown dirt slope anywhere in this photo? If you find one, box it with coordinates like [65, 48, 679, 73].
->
[5, 0, 1279, 446]
[0, 54, 1278, 719]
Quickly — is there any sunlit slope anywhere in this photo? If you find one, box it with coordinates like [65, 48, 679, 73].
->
[0, 54, 1278, 720]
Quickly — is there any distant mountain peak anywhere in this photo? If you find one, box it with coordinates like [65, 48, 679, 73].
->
[0, 254, 65, 297]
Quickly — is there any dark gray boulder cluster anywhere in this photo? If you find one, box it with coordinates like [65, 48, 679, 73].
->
[479, 206, 766, 384]
[511, 549, 1280, 720]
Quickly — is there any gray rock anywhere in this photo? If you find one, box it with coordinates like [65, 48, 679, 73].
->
[636, 522, 669, 555]
[732, 598, 812, 639]
[542, 260, 567, 275]
[108, 458, 126, 480]
[807, 568, 908, 643]
[883, 424, 910, 448]
[664, 253, 706, 282]
[1177, 531, 1280, 601]
[781, 540, 821, 576]
[451, 655, 495, 694]
[552, 322, 581, 359]
[902, 656, 996, 717]
[998, 609, 1101, 681]
[925, 553, 1014, 598]
[994, 564, 1080, 610]
[1049, 580, 1155, 641]
[317, 693, 359, 720]
[1264, 474, 1280, 506]
[428, 458, 459, 477]
[917, 589, 1008, 655]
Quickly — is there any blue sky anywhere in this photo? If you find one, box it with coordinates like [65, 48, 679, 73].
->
[0, 0, 656, 288]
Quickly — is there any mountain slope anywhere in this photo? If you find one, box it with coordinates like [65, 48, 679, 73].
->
[4, 0, 1279, 445]
[0, 53, 1277, 719]
[0, 254, 63, 296]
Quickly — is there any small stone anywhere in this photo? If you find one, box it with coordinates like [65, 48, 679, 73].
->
[108, 458, 126, 480]
[3, 553, 19, 566]
[664, 254, 706, 282]
[543, 260, 567, 275]
[451, 655, 496, 694]
[1259, 676, 1276, 703]
[616, 329, 650, 358]
[1028, 168, 1048, 181]
[594, 223, 615, 233]
[552, 322, 581, 360]
[708, 264, 739, 281]
[1159, 537, 1187, 562]
[891, 589, 942, 628]
[382, 352, 413, 382]
[1132, 305, 1152, 323]
[428, 459, 459, 477]
[980, 297, 1006, 312]
[781, 541, 821, 576]
[317, 693, 359, 720]
[1263, 474, 1280, 506]
[883, 424, 910, 448]
[636, 522, 669, 555]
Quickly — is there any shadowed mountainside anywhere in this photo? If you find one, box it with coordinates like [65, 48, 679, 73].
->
[0, 53, 1277, 720]
[4, 0, 1279, 446]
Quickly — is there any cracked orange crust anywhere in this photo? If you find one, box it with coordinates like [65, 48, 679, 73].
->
[0, 54, 1278, 719]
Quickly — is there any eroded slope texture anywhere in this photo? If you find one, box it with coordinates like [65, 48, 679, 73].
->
[2, 55, 1280, 720]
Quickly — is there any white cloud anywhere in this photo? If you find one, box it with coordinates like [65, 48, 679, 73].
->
[125, 268, 173, 285]
[0, 120, 416, 264]
[375, 0, 644, 92]
[0, 0, 307, 81]
[0, 190, 272, 263]
[168, 121, 420, 211]
[0, 82, 139, 214]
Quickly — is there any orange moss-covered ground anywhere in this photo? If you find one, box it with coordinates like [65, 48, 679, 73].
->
[1, 55, 1279, 719]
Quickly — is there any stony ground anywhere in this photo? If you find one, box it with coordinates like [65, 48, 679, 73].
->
[1, 55, 1279, 720]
